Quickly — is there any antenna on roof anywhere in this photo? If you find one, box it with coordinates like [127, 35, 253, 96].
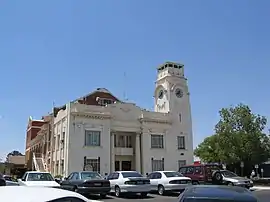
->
[123, 72, 128, 101]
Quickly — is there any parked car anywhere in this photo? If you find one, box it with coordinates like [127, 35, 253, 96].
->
[107, 171, 151, 198]
[179, 163, 253, 188]
[3, 175, 19, 186]
[0, 173, 6, 186]
[0, 186, 100, 202]
[60, 171, 110, 198]
[17, 171, 60, 187]
[147, 171, 192, 195]
[177, 185, 258, 202]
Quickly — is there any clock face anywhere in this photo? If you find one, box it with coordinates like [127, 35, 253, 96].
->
[175, 88, 183, 98]
[158, 90, 164, 99]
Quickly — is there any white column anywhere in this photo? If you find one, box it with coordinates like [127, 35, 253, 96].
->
[110, 132, 115, 172]
[135, 133, 141, 172]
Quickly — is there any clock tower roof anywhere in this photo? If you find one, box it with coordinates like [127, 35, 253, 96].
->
[157, 61, 184, 71]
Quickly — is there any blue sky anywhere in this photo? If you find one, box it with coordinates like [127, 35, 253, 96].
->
[0, 0, 269, 160]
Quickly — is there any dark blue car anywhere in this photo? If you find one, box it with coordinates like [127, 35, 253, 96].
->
[0, 174, 19, 186]
[178, 185, 258, 202]
[0, 173, 5, 186]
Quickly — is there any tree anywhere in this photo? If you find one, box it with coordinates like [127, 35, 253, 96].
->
[5, 150, 23, 162]
[194, 104, 270, 166]
[7, 151, 23, 156]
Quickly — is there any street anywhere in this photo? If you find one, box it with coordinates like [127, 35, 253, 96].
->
[85, 190, 269, 202]
[87, 192, 181, 202]
[254, 190, 270, 202]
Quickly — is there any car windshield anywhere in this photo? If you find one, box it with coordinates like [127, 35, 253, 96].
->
[81, 172, 102, 180]
[122, 172, 143, 178]
[221, 170, 238, 177]
[27, 173, 54, 181]
[164, 171, 184, 178]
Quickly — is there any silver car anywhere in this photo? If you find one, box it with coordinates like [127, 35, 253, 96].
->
[147, 171, 192, 195]
[219, 170, 253, 188]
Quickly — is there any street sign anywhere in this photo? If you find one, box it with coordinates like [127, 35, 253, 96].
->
[240, 162, 244, 168]
[255, 164, 258, 169]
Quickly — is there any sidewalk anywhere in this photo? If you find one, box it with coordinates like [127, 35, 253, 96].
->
[252, 186, 270, 190]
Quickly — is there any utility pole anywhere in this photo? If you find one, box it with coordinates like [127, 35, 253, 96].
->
[123, 72, 128, 101]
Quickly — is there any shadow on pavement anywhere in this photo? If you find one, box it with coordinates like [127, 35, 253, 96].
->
[150, 191, 180, 197]
[85, 194, 115, 200]
[163, 192, 180, 197]
[119, 194, 154, 199]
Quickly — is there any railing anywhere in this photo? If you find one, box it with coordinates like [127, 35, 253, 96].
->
[33, 152, 47, 172]
[33, 153, 39, 171]
[41, 154, 47, 172]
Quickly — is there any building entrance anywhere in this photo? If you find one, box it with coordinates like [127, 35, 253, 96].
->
[122, 161, 132, 171]
[115, 161, 120, 171]
[115, 160, 132, 171]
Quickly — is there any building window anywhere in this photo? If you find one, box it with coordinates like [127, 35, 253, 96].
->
[60, 160, 64, 175]
[178, 160, 186, 169]
[151, 158, 164, 171]
[114, 135, 132, 148]
[55, 161, 59, 175]
[151, 135, 164, 148]
[85, 130, 101, 146]
[61, 131, 65, 149]
[53, 137, 56, 151]
[99, 98, 113, 106]
[179, 113, 181, 122]
[177, 136, 185, 149]
[57, 135, 60, 150]
[85, 157, 100, 173]
[62, 131, 65, 140]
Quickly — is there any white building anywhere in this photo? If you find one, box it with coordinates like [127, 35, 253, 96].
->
[51, 62, 193, 177]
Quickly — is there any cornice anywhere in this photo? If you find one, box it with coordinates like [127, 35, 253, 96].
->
[71, 112, 111, 120]
[139, 118, 172, 125]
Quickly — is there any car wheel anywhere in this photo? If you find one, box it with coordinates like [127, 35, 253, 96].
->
[141, 192, 148, 198]
[212, 171, 223, 184]
[100, 193, 107, 198]
[115, 186, 121, 197]
[73, 186, 78, 192]
[158, 185, 165, 195]
[227, 182, 234, 186]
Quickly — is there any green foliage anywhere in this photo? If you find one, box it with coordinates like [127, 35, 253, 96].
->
[54, 175, 63, 178]
[0, 163, 5, 173]
[7, 151, 23, 156]
[194, 104, 270, 165]
[6, 150, 23, 162]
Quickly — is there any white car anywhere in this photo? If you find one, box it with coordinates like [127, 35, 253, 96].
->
[107, 171, 151, 197]
[147, 171, 192, 195]
[0, 186, 100, 202]
[18, 171, 60, 187]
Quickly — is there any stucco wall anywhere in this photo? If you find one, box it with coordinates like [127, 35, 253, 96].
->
[67, 114, 111, 176]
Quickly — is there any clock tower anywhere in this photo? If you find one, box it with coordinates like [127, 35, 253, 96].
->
[154, 61, 194, 165]
[154, 61, 190, 114]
